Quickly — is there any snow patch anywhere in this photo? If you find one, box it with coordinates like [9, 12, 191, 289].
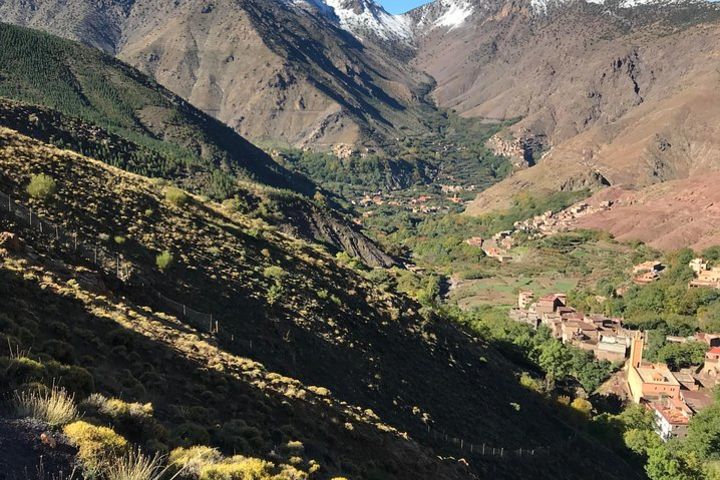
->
[433, 0, 475, 29]
[318, 0, 414, 42]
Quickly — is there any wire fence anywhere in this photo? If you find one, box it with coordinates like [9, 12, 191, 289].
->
[416, 421, 573, 460]
[0, 189, 217, 334]
[0, 189, 581, 463]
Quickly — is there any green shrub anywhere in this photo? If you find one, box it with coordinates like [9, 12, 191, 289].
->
[82, 394, 164, 441]
[169, 446, 222, 477]
[165, 187, 189, 207]
[27, 173, 57, 200]
[14, 385, 78, 426]
[156, 251, 174, 272]
[262, 266, 286, 280]
[1, 356, 45, 387]
[63, 421, 128, 473]
[267, 283, 284, 306]
[199, 456, 274, 480]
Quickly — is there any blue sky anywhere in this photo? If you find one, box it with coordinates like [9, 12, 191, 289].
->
[378, 0, 430, 14]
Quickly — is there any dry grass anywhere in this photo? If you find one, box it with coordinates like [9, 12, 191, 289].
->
[104, 450, 167, 480]
[14, 385, 78, 427]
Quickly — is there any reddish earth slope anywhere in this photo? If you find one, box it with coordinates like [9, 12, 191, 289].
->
[563, 177, 720, 251]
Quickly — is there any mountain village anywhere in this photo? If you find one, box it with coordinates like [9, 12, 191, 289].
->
[509, 255, 720, 442]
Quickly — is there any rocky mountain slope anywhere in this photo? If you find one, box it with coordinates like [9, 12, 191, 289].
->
[0, 0, 435, 149]
[0, 126, 644, 478]
[405, 0, 720, 213]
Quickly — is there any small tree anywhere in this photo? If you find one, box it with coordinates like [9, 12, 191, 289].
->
[156, 251, 174, 272]
[27, 174, 57, 200]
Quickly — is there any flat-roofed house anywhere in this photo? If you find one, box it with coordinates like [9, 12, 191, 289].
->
[518, 290, 534, 310]
[627, 333, 681, 404]
[690, 267, 720, 289]
[651, 398, 691, 441]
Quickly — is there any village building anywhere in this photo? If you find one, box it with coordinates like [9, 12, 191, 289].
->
[651, 398, 691, 441]
[695, 332, 720, 347]
[690, 257, 709, 275]
[681, 389, 713, 414]
[626, 333, 681, 404]
[625, 332, 715, 440]
[690, 266, 720, 289]
[666, 332, 720, 347]
[536, 293, 567, 314]
[633, 261, 664, 275]
[465, 236, 484, 248]
[518, 291, 534, 310]
[632, 261, 665, 285]
[481, 243, 512, 263]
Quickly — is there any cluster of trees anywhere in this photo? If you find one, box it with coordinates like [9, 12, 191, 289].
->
[448, 306, 614, 393]
[592, 394, 720, 480]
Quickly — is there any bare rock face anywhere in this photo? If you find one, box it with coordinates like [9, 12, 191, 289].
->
[486, 132, 547, 169]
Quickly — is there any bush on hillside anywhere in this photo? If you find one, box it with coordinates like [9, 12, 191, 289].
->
[14, 384, 77, 426]
[27, 173, 57, 200]
[199, 456, 274, 480]
[165, 187, 190, 207]
[262, 265, 286, 280]
[156, 251, 174, 272]
[82, 394, 165, 441]
[63, 421, 129, 473]
[169, 446, 223, 478]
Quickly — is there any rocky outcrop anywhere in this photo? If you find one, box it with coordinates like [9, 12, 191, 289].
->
[486, 132, 547, 169]
[277, 198, 396, 267]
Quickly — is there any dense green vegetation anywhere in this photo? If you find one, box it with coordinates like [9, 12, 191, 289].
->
[591, 394, 720, 480]
[275, 113, 513, 199]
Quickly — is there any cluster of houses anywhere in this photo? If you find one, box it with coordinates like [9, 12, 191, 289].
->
[626, 332, 717, 441]
[630, 257, 720, 289]
[509, 289, 718, 441]
[465, 231, 515, 263]
[512, 201, 613, 240]
[509, 292, 630, 362]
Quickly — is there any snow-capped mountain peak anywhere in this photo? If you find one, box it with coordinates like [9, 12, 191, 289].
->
[295, 0, 414, 43]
